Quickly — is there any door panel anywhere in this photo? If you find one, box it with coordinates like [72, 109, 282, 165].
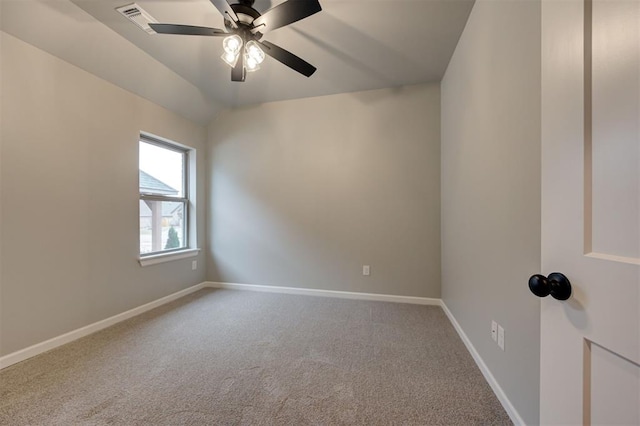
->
[541, 0, 640, 424]
[590, 0, 640, 261]
[588, 341, 640, 425]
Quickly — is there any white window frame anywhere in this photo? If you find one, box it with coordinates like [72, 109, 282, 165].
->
[139, 134, 198, 265]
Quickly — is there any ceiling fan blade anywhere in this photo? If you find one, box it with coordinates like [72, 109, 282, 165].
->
[257, 40, 316, 77]
[209, 0, 239, 24]
[150, 23, 227, 36]
[252, 0, 321, 34]
[231, 52, 245, 82]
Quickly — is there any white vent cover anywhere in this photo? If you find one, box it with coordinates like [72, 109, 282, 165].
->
[116, 3, 158, 34]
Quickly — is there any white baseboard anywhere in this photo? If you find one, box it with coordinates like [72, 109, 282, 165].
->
[440, 301, 525, 426]
[1, 279, 522, 426]
[0, 282, 206, 370]
[205, 281, 441, 305]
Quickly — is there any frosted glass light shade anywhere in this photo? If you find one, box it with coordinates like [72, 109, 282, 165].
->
[221, 51, 239, 67]
[244, 55, 260, 72]
[245, 41, 265, 64]
[222, 35, 242, 55]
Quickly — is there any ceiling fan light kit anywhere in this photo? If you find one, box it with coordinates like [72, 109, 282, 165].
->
[142, 0, 321, 82]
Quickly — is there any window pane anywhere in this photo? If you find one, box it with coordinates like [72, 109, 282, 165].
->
[139, 141, 184, 197]
[139, 200, 186, 254]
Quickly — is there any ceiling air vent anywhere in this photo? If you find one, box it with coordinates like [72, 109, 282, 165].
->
[116, 3, 158, 34]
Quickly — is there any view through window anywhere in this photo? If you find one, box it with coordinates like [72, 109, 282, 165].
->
[139, 138, 188, 255]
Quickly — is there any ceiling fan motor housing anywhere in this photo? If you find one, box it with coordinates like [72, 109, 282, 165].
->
[225, 2, 261, 37]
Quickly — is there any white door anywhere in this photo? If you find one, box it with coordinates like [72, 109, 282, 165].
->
[540, 0, 640, 424]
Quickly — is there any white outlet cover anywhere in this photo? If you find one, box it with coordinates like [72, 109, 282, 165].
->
[192, 260, 197, 270]
[491, 321, 498, 341]
[498, 325, 505, 351]
[363, 265, 370, 276]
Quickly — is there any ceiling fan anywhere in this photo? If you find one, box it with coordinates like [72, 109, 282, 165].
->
[149, 0, 321, 82]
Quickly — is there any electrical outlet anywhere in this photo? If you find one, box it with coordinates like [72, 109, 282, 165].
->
[498, 325, 505, 351]
[491, 321, 498, 342]
[191, 260, 197, 271]
[362, 265, 370, 276]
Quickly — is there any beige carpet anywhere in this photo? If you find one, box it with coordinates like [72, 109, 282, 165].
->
[0, 288, 512, 425]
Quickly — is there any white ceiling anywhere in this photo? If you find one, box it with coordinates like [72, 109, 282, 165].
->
[1, 0, 474, 123]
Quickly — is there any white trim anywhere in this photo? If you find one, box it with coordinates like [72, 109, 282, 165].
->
[585, 251, 640, 266]
[138, 248, 200, 266]
[440, 301, 525, 426]
[140, 130, 194, 152]
[205, 281, 441, 305]
[0, 277, 522, 426]
[0, 282, 206, 370]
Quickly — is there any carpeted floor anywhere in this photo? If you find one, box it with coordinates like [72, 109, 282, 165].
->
[0, 288, 512, 425]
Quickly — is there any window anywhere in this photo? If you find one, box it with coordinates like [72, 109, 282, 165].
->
[139, 136, 189, 256]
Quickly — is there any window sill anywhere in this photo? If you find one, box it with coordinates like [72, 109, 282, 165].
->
[138, 248, 200, 267]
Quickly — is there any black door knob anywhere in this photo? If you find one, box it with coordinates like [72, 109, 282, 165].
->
[528, 272, 572, 300]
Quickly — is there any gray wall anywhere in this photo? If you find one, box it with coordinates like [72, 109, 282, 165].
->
[2, 9, 543, 423]
[207, 84, 441, 298]
[441, 0, 541, 424]
[0, 32, 207, 356]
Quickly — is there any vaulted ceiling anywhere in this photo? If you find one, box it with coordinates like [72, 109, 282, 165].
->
[1, 0, 474, 123]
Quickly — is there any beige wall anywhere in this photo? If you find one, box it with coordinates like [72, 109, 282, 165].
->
[441, 0, 541, 424]
[0, 32, 207, 356]
[207, 84, 441, 298]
